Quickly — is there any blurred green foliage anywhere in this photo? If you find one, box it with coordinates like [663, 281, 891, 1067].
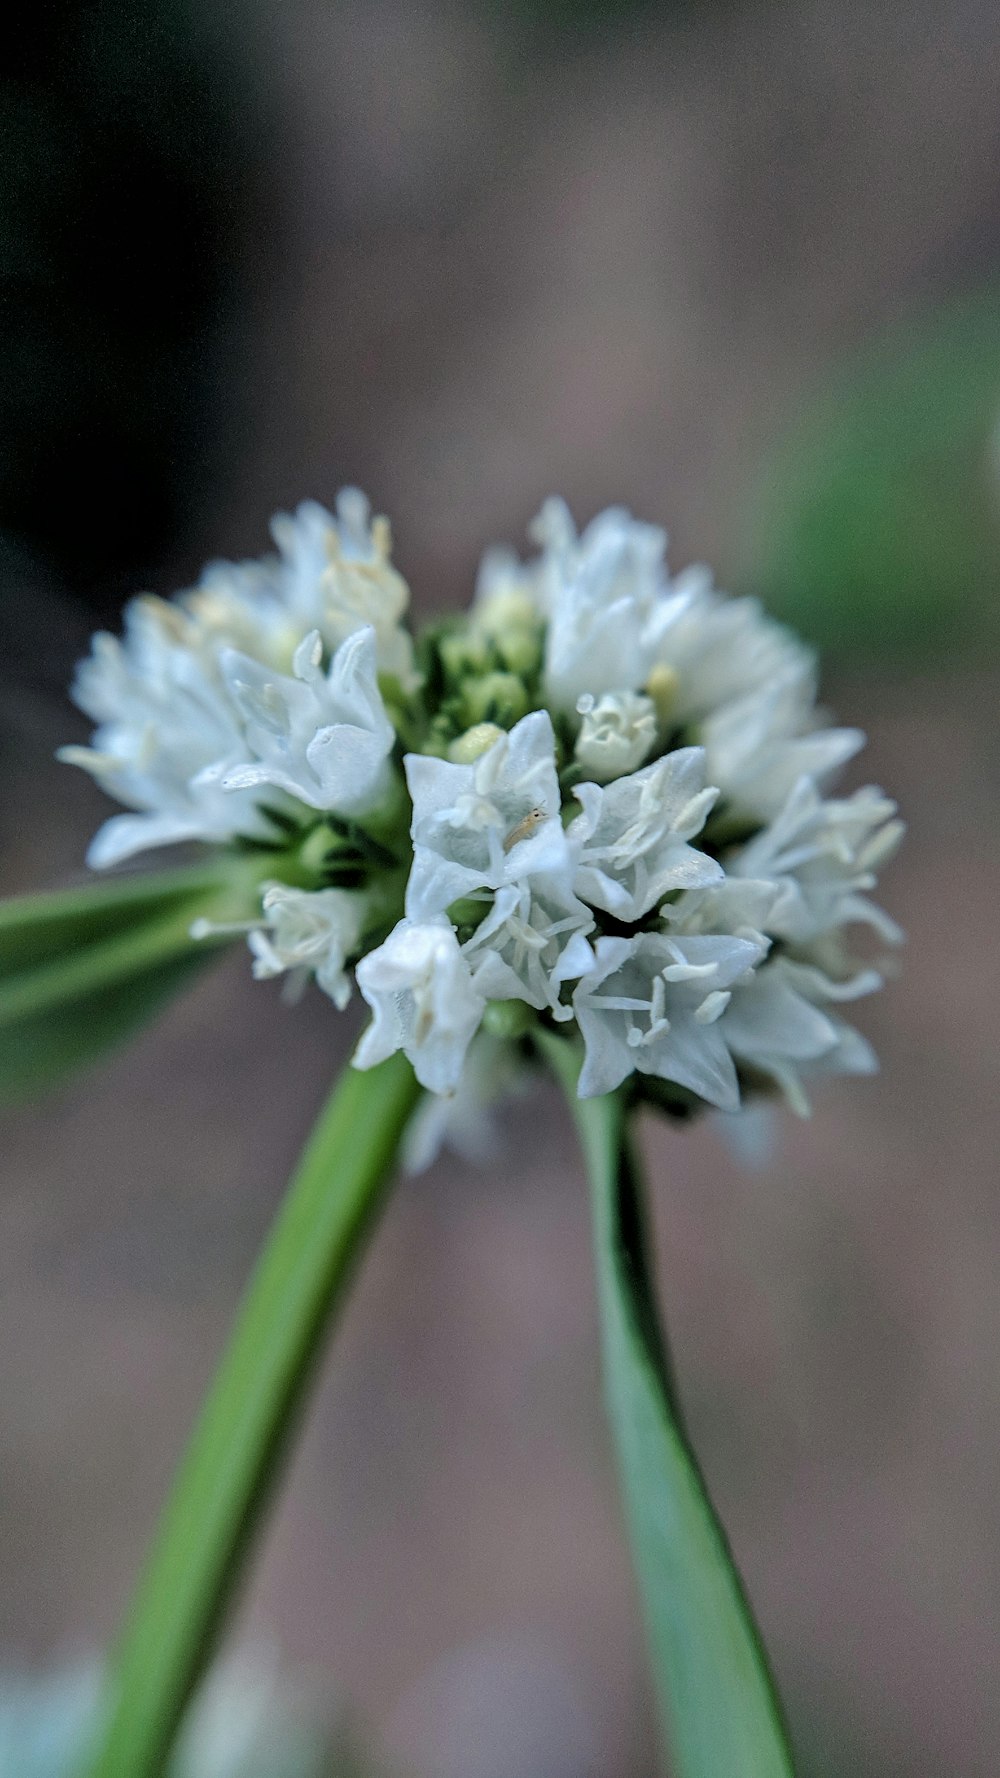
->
[745, 289, 1000, 662]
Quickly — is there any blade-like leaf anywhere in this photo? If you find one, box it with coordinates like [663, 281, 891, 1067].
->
[0, 854, 279, 1102]
[0, 861, 243, 974]
[0, 951, 210, 1104]
[541, 1032, 794, 1778]
[86, 1052, 422, 1778]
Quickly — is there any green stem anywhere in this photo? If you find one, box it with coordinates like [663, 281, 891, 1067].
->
[85, 1052, 421, 1778]
[540, 1031, 794, 1778]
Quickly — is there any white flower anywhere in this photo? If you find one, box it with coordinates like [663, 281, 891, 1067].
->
[401, 1032, 532, 1172]
[58, 597, 280, 868]
[574, 690, 657, 782]
[729, 777, 905, 947]
[219, 626, 395, 817]
[461, 874, 595, 1019]
[533, 500, 673, 711]
[651, 569, 812, 723]
[645, 569, 864, 819]
[663, 875, 784, 944]
[700, 678, 863, 821]
[404, 710, 568, 921]
[185, 489, 417, 686]
[719, 955, 878, 1115]
[246, 883, 367, 1008]
[569, 748, 722, 920]
[354, 918, 486, 1093]
[275, 490, 417, 686]
[573, 931, 767, 1104]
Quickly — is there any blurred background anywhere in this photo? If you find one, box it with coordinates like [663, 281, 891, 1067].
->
[2, 0, 1000, 1773]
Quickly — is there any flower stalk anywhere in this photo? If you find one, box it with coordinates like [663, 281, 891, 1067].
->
[85, 1052, 420, 1778]
[541, 1031, 794, 1777]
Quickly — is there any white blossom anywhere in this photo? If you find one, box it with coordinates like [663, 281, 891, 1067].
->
[574, 690, 657, 782]
[699, 677, 864, 821]
[275, 490, 417, 686]
[569, 748, 722, 920]
[650, 569, 812, 723]
[461, 874, 595, 1019]
[719, 955, 878, 1116]
[219, 626, 395, 817]
[175, 489, 415, 689]
[404, 710, 568, 921]
[533, 500, 674, 711]
[58, 596, 280, 868]
[663, 875, 784, 944]
[354, 919, 486, 1094]
[729, 776, 904, 947]
[246, 883, 367, 1008]
[573, 931, 767, 1103]
[401, 1032, 532, 1172]
[644, 570, 864, 819]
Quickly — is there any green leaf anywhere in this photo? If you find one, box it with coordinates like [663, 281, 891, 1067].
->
[0, 950, 210, 1104]
[0, 861, 245, 975]
[745, 287, 1000, 661]
[0, 855, 277, 1103]
[86, 1052, 422, 1778]
[541, 1033, 794, 1778]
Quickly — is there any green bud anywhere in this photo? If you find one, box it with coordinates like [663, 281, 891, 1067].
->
[460, 671, 529, 729]
[482, 1000, 535, 1039]
[446, 895, 491, 934]
[298, 821, 339, 882]
[495, 626, 542, 677]
[448, 722, 505, 764]
[473, 587, 540, 639]
[439, 629, 491, 684]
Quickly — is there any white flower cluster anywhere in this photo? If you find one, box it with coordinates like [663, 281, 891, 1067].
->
[62, 491, 902, 1133]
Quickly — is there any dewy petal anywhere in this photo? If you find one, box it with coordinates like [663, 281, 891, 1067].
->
[354, 919, 486, 1095]
[404, 710, 568, 922]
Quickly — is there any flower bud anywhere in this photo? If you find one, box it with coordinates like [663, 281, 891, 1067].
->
[575, 690, 657, 783]
[448, 723, 506, 764]
[460, 671, 529, 729]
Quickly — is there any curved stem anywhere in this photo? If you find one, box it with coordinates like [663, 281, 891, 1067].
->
[86, 1052, 421, 1778]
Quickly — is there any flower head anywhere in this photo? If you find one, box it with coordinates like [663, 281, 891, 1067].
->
[574, 931, 767, 1104]
[60, 488, 902, 1135]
